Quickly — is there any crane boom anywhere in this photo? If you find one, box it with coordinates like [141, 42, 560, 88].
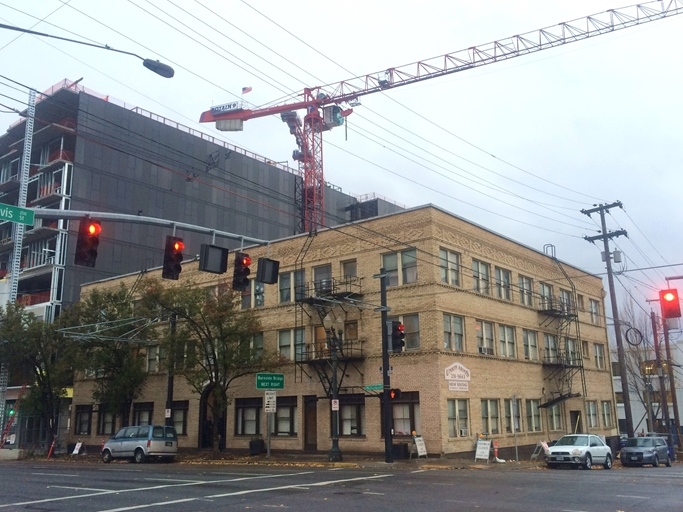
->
[200, 0, 683, 232]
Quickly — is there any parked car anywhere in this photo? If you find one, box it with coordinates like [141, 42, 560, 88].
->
[545, 434, 613, 469]
[101, 425, 178, 463]
[620, 436, 672, 467]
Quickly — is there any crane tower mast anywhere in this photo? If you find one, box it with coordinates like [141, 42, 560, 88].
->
[200, 0, 683, 232]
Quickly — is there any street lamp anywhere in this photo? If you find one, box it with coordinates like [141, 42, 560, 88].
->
[0, 23, 175, 78]
[323, 313, 343, 462]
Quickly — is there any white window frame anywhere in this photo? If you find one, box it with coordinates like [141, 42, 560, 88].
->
[443, 313, 464, 352]
[519, 275, 533, 306]
[539, 282, 553, 309]
[383, 249, 417, 287]
[498, 324, 516, 358]
[495, 267, 512, 300]
[594, 343, 605, 369]
[601, 401, 613, 428]
[589, 299, 600, 324]
[523, 329, 538, 361]
[147, 345, 160, 373]
[586, 401, 599, 428]
[526, 399, 542, 432]
[439, 248, 460, 286]
[279, 269, 305, 303]
[278, 328, 305, 361]
[566, 337, 580, 365]
[504, 398, 521, 434]
[544, 333, 558, 363]
[559, 289, 572, 313]
[472, 259, 491, 295]
[241, 279, 265, 309]
[476, 320, 494, 355]
[481, 399, 500, 435]
[548, 404, 563, 431]
[447, 398, 469, 437]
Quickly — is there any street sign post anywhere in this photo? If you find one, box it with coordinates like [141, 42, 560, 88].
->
[256, 373, 285, 389]
[0, 203, 34, 225]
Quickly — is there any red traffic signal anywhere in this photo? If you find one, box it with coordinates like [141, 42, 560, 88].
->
[162, 235, 184, 280]
[659, 288, 681, 319]
[391, 321, 406, 352]
[74, 219, 102, 267]
[232, 251, 252, 291]
[389, 388, 402, 400]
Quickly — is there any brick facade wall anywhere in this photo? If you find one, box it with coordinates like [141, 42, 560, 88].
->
[71, 205, 616, 456]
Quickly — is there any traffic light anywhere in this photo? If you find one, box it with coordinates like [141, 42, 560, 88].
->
[162, 235, 184, 280]
[232, 252, 252, 291]
[391, 321, 405, 352]
[389, 389, 402, 400]
[74, 219, 102, 267]
[659, 288, 681, 319]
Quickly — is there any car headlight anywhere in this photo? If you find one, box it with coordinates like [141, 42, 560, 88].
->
[571, 449, 582, 456]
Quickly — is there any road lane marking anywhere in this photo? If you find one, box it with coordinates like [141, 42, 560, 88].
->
[32, 472, 79, 477]
[143, 478, 204, 483]
[207, 474, 391, 498]
[99, 468, 143, 472]
[411, 470, 429, 473]
[98, 475, 391, 512]
[363, 492, 385, 495]
[0, 471, 315, 509]
[49, 485, 109, 492]
[98, 498, 198, 511]
[616, 495, 648, 499]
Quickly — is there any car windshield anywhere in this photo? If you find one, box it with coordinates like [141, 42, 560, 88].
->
[554, 435, 588, 447]
[625, 438, 653, 448]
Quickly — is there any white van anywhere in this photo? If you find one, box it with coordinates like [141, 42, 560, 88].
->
[101, 425, 177, 463]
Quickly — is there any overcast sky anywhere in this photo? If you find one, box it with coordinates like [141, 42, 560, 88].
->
[1, 0, 681, 331]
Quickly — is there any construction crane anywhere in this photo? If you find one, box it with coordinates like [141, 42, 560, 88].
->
[199, 0, 683, 233]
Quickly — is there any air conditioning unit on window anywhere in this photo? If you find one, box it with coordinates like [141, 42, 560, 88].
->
[478, 346, 493, 355]
[459, 428, 469, 437]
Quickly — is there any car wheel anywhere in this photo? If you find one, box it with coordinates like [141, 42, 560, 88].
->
[603, 454, 612, 470]
[101, 450, 112, 464]
[134, 448, 146, 464]
[665, 455, 672, 467]
[653, 454, 659, 468]
[583, 453, 592, 470]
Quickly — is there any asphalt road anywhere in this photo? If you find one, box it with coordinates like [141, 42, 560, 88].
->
[0, 460, 681, 511]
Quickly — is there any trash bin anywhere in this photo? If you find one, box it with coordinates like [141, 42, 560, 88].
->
[249, 438, 265, 455]
[392, 443, 409, 460]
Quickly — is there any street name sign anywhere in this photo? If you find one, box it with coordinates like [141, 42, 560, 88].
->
[364, 384, 383, 391]
[0, 203, 34, 226]
[256, 373, 285, 389]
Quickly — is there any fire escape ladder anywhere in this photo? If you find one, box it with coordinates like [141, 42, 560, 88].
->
[293, 234, 315, 383]
[539, 244, 586, 408]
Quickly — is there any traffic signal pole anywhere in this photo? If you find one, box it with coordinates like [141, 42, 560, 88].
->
[650, 311, 671, 435]
[375, 268, 393, 463]
[663, 321, 682, 450]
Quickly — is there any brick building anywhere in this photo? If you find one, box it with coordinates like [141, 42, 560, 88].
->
[72, 205, 616, 458]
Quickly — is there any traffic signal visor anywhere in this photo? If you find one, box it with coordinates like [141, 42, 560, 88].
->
[659, 288, 681, 319]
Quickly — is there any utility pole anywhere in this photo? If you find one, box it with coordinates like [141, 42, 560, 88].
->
[582, 201, 633, 437]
